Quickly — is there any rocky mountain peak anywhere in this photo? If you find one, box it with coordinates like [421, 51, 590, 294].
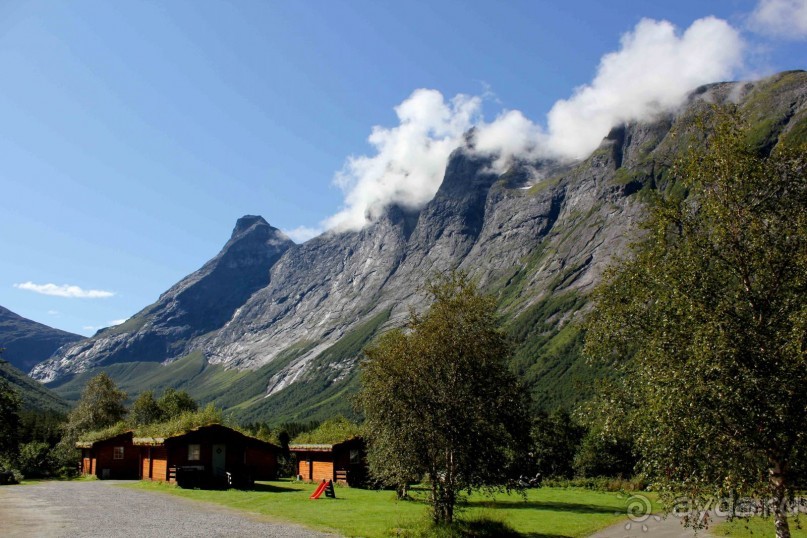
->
[434, 148, 498, 201]
[231, 215, 271, 238]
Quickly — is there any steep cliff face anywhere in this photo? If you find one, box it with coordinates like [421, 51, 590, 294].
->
[33, 71, 807, 421]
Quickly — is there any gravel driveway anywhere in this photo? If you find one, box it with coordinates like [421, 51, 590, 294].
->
[0, 480, 335, 537]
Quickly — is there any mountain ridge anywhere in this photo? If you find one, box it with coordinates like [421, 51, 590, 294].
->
[32, 70, 807, 422]
[0, 305, 84, 373]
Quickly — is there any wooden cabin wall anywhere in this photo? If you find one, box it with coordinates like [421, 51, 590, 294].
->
[245, 445, 277, 480]
[139, 446, 169, 481]
[93, 442, 139, 479]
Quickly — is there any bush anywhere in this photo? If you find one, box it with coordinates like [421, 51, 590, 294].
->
[17, 441, 53, 478]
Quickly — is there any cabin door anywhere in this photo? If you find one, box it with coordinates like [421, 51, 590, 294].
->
[212, 444, 226, 477]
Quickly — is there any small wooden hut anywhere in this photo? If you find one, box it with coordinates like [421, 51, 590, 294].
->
[133, 423, 280, 488]
[289, 437, 366, 486]
[76, 431, 139, 480]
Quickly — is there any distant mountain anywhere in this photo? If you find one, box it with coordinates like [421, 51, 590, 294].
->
[0, 306, 84, 373]
[32, 71, 807, 423]
[0, 359, 68, 412]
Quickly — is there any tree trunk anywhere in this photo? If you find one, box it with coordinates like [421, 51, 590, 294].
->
[430, 480, 440, 524]
[770, 460, 791, 538]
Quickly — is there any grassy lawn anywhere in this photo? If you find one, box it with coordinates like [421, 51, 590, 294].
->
[712, 517, 807, 537]
[120, 480, 657, 537]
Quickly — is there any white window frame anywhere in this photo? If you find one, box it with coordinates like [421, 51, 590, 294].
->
[188, 444, 201, 461]
[113, 446, 124, 460]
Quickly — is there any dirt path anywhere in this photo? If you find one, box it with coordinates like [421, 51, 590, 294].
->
[588, 510, 723, 538]
[0, 480, 335, 537]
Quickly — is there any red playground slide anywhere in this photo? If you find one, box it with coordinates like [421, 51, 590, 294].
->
[309, 480, 327, 499]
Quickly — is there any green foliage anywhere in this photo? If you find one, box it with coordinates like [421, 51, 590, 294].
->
[63, 373, 127, 438]
[506, 292, 596, 410]
[291, 416, 361, 444]
[571, 384, 638, 479]
[6, 407, 70, 478]
[17, 441, 53, 478]
[0, 359, 68, 412]
[528, 408, 583, 479]
[130, 390, 162, 425]
[358, 272, 532, 523]
[156, 387, 198, 418]
[584, 108, 807, 537]
[57, 373, 127, 475]
[18, 409, 66, 446]
[0, 377, 21, 459]
[572, 432, 635, 479]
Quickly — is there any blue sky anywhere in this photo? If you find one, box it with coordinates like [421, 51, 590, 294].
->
[1, 0, 804, 338]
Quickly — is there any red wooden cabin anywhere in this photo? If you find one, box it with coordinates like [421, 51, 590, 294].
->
[289, 437, 367, 486]
[133, 424, 280, 488]
[76, 431, 139, 480]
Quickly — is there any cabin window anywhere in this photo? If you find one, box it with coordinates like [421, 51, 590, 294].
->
[113, 447, 124, 460]
[349, 449, 360, 464]
[188, 444, 201, 461]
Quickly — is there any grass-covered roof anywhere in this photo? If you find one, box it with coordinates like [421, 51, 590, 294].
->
[77, 404, 230, 446]
[290, 416, 362, 446]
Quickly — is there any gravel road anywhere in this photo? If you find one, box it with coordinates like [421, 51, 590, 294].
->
[0, 480, 335, 537]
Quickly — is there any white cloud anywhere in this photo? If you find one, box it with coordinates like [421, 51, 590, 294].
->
[324, 89, 483, 232]
[472, 110, 548, 172]
[546, 17, 744, 158]
[283, 225, 323, 243]
[82, 319, 128, 333]
[47, 309, 59, 315]
[14, 281, 115, 298]
[299, 16, 744, 234]
[749, 0, 807, 39]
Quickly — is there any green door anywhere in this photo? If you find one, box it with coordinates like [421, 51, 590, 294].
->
[212, 444, 226, 477]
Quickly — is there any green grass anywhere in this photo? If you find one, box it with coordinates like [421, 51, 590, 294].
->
[713, 516, 807, 537]
[119, 480, 654, 537]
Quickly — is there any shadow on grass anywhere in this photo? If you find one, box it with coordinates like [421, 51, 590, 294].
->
[250, 482, 299, 493]
[465, 500, 617, 515]
[428, 518, 573, 538]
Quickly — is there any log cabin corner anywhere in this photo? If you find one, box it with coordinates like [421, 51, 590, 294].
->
[289, 437, 367, 486]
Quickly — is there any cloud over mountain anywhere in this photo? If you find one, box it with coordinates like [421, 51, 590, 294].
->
[317, 16, 745, 233]
[749, 0, 807, 39]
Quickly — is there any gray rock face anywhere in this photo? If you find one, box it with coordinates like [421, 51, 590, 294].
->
[31, 71, 807, 416]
